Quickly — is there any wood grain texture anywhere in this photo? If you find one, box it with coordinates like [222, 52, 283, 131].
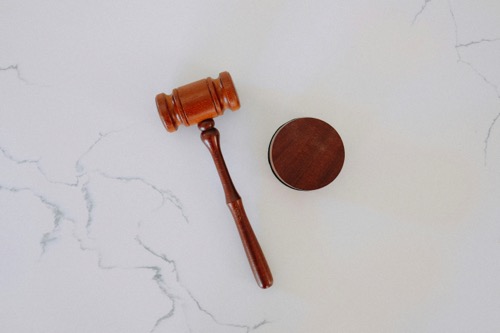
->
[156, 73, 272, 288]
[156, 71, 240, 132]
[269, 117, 345, 191]
[199, 119, 273, 289]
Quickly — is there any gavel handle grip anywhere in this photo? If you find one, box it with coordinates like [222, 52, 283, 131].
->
[199, 120, 273, 289]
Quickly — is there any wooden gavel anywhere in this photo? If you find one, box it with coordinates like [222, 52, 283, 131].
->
[155, 71, 273, 288]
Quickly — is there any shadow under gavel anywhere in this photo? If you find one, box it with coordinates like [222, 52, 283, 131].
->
[155, 71, 273, 289]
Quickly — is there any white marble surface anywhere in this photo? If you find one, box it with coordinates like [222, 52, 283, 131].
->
[1, 1, 500, 332]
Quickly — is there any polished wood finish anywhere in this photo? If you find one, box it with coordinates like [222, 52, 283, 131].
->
[269, 117, 345, 191]
[156, 72, 240, 132]
[199, 119, 273, 289]
[156, 72, 273, 288]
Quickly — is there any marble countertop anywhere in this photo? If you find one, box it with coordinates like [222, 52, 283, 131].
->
[1, 1, 499, 332]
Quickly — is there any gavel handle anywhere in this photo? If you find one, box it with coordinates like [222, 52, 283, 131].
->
[198, 119, 273, 289]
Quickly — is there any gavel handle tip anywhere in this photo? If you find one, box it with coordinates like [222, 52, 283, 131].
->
[228, 199, 273, 289]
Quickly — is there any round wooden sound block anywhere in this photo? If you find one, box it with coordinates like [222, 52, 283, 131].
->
[268, 117, 345, 191]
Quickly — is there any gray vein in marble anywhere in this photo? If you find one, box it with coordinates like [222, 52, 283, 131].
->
[0, 145, 77, 187]
[185, 289, 246, 331]
[412, 0, 432, 25]
[186, 288, 270, 333]
[141, 265, 178, 333]
[99, 172, 189, 223]
[136, 236, 180, 281]
[448, 2, 500, 164]
[135, 238, 179, 332]
[75, 130, 123, 175]
[1, 127, 267, 331]
[144, 265, 177, 299]
[96, 253, 119, 270]
[149, 310, 175, 333]
[0, 184, 69, 256]
[38, 201, 65, 255]
[0, 64, 31, 84]
[0, 146, 73, 253]
[69, 238, 177, 331]
[484, 112, 500, 162]
[80, 178, 95, 230]
[251, 320, 271, 331]
[0, 146, 39, 165]
[136, 235, 269, 332]
[456, 38, 500, 48]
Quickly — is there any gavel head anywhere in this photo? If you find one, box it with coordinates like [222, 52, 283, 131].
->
[155, 71, 240, 133]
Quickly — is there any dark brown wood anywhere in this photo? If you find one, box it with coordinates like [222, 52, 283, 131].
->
[199, 119, 273, 289]
[269, 117, 345, 191]
[155, 72, 273, 288]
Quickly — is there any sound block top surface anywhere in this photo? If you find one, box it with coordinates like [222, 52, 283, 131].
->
[268, 117, 345, 191]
